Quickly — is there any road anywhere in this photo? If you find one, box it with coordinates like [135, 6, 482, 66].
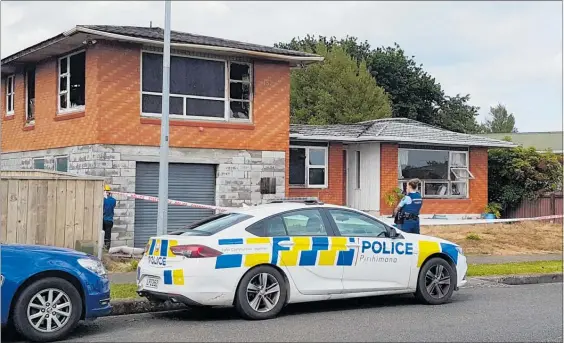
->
[4, 283, 563, 342]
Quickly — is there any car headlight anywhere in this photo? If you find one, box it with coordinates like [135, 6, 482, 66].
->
[78, 258, 107, 276]
[455, 246, 464, 255]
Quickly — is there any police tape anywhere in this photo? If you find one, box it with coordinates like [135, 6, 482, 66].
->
[110, 191, 563, 225]
[110, 191, 229, 212]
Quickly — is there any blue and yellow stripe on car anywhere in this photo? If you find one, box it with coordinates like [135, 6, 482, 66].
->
[417, 240, 460, 267]
[163, 269, 184, 285]
[146, 238, 178, 257]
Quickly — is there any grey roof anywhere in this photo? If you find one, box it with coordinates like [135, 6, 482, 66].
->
[290, 118, 517, 148]
[81, 25, 319, 58]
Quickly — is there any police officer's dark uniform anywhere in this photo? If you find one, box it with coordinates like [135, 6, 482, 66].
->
[394, 184, 423, 234]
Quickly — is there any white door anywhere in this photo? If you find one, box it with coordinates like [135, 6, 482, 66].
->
[325, 208, 413, 292]
[346, 143, 380, 213]
[261, 208, 344, 295]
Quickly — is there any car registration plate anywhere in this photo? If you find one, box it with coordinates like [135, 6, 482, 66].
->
[145, 276, 159, 289]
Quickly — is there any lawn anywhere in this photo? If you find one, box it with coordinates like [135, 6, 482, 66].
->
[110, 260, 563, 300]
[422, 221, 563, 255]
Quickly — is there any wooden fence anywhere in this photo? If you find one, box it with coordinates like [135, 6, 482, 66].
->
[1, 170, 105, 249]
[505, 192, 563, 224]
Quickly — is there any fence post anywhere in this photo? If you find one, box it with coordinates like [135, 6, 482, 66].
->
[550, 192, 556, 223]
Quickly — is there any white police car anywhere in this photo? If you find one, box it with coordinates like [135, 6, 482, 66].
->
[137, 199, 467, 320]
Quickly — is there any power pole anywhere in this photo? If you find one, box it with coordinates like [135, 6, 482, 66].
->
[156, 0, 171, 236]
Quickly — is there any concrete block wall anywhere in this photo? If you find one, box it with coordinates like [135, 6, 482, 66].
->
[1, 144, 286, 247]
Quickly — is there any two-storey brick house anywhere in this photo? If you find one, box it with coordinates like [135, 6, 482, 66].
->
[1, 25, 322, 247]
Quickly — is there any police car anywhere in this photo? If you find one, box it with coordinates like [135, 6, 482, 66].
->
[137, 199, 467, 320]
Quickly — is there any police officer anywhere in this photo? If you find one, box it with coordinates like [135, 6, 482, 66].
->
[103, 185, 117, 250]
[393, 178, 423, 234]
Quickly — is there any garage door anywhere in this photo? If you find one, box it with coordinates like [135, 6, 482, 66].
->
[134, 162, 216, 248]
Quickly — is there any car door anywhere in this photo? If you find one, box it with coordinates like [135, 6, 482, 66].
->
[246, 208, 344, 295]
[324, 208, 414, 292]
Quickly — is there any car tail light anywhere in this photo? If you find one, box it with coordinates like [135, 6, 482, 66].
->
[170, 245, 223, 258]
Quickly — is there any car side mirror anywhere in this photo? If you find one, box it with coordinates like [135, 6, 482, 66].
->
[389, 227, 401, 239]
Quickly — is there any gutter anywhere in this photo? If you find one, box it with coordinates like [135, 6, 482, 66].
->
[289, 134, 518, 148]
[74, 26, 324, 64]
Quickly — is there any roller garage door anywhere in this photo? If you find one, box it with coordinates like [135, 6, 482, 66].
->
[134, 162, 216, 248]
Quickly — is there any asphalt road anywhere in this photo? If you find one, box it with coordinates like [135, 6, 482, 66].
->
[4, 283, 563, 342]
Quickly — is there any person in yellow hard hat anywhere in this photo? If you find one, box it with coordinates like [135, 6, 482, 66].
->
[103, 185, 117, 250]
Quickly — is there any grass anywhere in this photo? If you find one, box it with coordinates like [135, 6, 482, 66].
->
[467, 260, 563, 277]
[111, 283, 139, 299]
[422, 221, 563, 255]
[103, 254, 139, 273]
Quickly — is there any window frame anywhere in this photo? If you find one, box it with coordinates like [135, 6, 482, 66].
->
[55, 155, 69, 172]
[57, 50, 86, 114]
[5, 74, 15, 115]
[289, 145, 329, 189]
[140, 50, 253, 123]
[398, 148, 473, 199]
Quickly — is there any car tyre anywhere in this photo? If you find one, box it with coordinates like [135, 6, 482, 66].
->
[12, 277, 82, 342]
[415, 257, 455, 305]
[235, 265, 287, 320]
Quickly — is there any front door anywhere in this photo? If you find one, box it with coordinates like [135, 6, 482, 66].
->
[324, 208, 413, 292]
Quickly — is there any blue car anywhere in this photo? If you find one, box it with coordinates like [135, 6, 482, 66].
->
[1, 244, 111, 342]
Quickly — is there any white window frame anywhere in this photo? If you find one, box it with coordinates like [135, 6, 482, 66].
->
[33, 158, 45, 170]
[289, 145, 329, 189]
[398, 148, 473, 199]
[140, 50, 253, 123]
[55, 155, 69, 172]
[5, 74, 15, 115]
[58, 50, 86, 114]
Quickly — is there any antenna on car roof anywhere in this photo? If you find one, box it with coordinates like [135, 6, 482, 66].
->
[267, 197, 324, 205]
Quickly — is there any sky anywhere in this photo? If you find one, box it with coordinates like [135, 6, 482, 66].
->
[1, 1, 562, 132]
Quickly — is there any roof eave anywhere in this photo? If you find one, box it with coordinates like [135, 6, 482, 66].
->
[76, 26, 324, 65]
[289, 134, 518, 148]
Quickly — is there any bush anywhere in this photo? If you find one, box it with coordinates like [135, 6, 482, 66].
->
[488, 146, 562, 214]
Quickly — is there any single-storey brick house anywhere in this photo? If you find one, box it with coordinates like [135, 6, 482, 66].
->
[0, 25, 322, 247]
[287, 119, 515, 216]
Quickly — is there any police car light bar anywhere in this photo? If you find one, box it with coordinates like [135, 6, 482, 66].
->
[268, 197, 324, 205]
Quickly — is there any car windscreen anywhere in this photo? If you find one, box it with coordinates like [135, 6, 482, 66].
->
[174, 213, 253, 236]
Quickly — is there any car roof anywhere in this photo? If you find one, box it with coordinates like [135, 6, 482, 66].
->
[226, 202, 350, 218]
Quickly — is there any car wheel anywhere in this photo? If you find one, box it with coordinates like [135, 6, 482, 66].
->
[415, 257, 455, 305]
[235, 265, 287, 320]
[12, 277, 82, 342]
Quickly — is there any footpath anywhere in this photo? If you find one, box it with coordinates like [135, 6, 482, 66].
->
[108, 253, 563, 284]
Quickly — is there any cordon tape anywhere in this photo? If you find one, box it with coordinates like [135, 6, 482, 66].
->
[110, 191, 563, 226]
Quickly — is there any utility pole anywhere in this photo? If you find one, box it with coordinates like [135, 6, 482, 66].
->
[156, 0, 171, 236]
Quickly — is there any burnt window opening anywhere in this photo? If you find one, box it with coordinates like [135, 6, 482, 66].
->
[5, 75, 15, 114]
[26, 67, 36, 122]
[141, 52, 253, 121]
[59, 51, 85, 111]
[229, 62, 251, 120]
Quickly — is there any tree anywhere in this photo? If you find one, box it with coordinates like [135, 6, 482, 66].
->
[488, 146, 562, 213]
[481, 104, 518, 133]
[436, 94, 482, 133]
[289, 43, 392, 125]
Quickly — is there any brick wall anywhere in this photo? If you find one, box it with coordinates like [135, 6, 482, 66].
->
[379, 143, 488, 215]
[288, 142, 346, 205]
[1, 41, 290, 154]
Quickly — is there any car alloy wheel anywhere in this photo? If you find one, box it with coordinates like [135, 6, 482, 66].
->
[246, 272, 281, 313]
[27, 288, 72, 333]
[425, 264, 451, 299]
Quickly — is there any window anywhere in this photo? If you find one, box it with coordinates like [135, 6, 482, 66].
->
[58, 51, 86, 113]
[246, 216, 288, 237]
[141, 52, 253, 121]
[356, 151, 361, 189]
[5, 75, 14, 115]
[398, 148, 474, 198]
[26, 67, 36, 122]
[55, 156, 68, 172]
[33, 158, 45, 170]
[177, 213, 253, 236]
[328, 209, 389, 237]
[289, 146, 328, 188]
[281, 210, 328, 236]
